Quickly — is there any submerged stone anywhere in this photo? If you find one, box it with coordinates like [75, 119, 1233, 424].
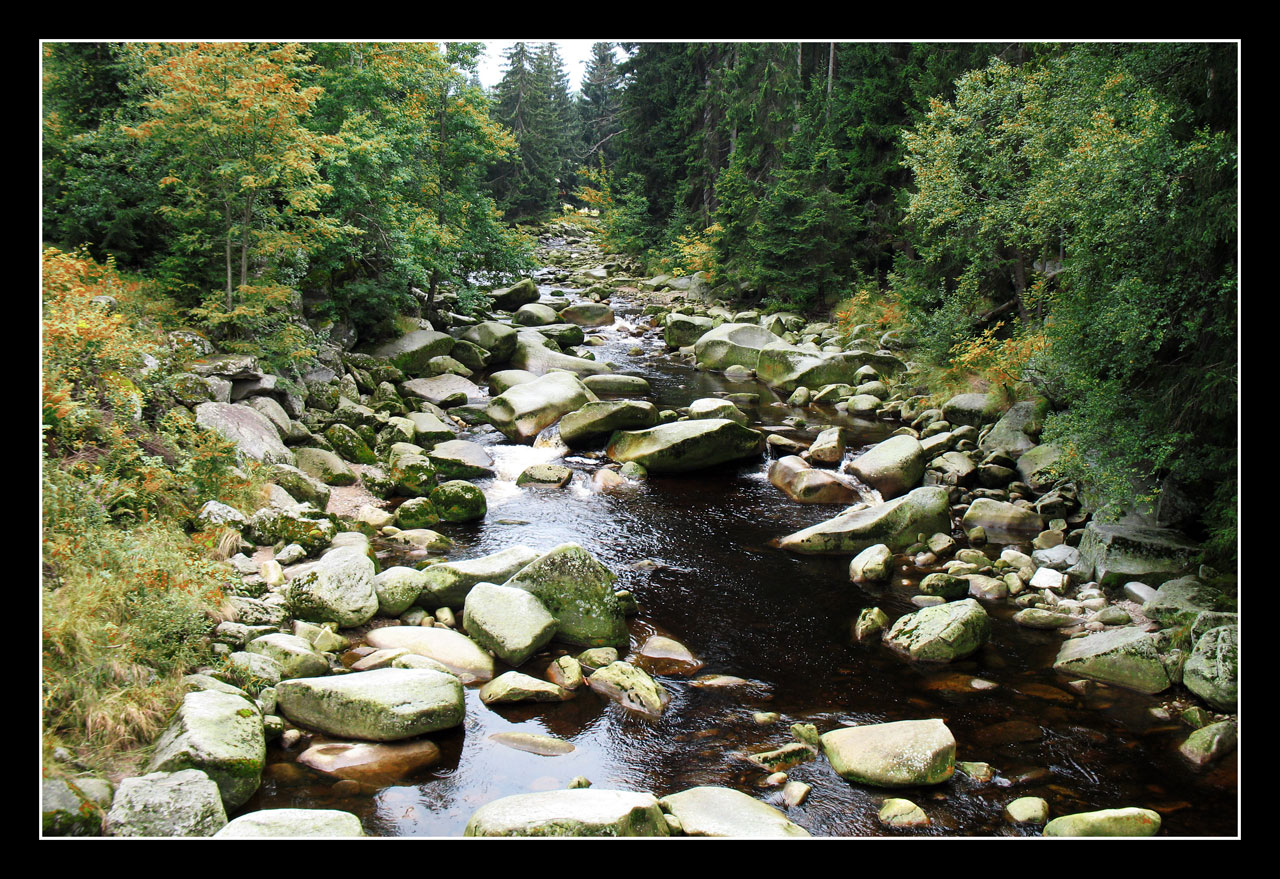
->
[465, 789, 670, 837]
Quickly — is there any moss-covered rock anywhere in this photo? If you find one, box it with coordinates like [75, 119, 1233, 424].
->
[145, 690, 265, 810]
[606, 418, 764, 474]
[779, 486, 950, 555]
[429, 480, 487, 522]
[820, 719, 956, 788]
[276, 668, 464, 741]
[884, 599, 991, 662]
[1051, 627, 1172, 694]
[464, 789, 670, 837]
[505, 543, 627, 649]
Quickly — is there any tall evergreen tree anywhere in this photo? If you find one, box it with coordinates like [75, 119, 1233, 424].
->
[490, 42, 559, 218]
[578, 42, 625, 168]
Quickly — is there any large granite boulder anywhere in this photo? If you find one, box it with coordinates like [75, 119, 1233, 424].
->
[658, 786, 810, 838]
[363, 329, 454, 376]
[1052, 627, 1172, 694]
[416, 545, 543, 608]
[961, 498, 1044, 544]
[505, 543, 627, 648]
[489, 278, 540, 311]
[1043, 807, 1161, 837]
[364, 626, 496, 682]
[693, 323, 778, 371]
[755, 343, 905, 392]
[195, 402, 295, 465]
[276, 668, 465, 741]
[664, 313, 715, 348]
[606, 419, 764, 474]
[884, 599, 991, 662]
[941, 393, 1005, 428]
[243, 633, 330, 680]
[768, 456, 860, 505]
[145, 690, 265, 809]
[1077, 521, 1199, 588]
[510, 331, 610, 378]
[214, 808, 365, 838]
[427, 439, 495, 479]
[778, 485, 951, 554]
[1182, 625, 1238, 711]
[560, 303, 614, 327]
[462, 581, 558, 667]
[105, 769, 227, 837]
[285, 546, 379, 629]
[560, 400, 659, 447]
[464, 789, 670, 837]
[847, 435, 925, 500]
[460, 321, 518, 363]
[486, 371, 598, 442]
[294, 447, 357, 487]
[978, 399, 1048, 459]
[400, 374, 484, 407]
[820, 719, 956, 787]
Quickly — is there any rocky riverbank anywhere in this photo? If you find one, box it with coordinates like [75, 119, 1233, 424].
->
[43, 221, 1237, 838]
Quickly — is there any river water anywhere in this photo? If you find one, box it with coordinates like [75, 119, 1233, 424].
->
[242, 252, 1238, 837]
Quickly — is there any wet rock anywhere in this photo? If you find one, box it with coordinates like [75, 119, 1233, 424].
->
[820, 719, 956, 787]
[416, 545, 542, 608]
[505, 543, 627, 649]
[364, 627, 496, 682]
[479, 671, 571, 705]
[849, 544, 893, 583]
[429, 480, 487, 522]
[214, 808, 365, 838]
[1043, 807, 1161, 837]
[516, 463, 573, 487]
[463, 581, 558, 667]
[884, 599, 990, 662]
[465, 789, 670, 837]
[768, 455, 860, 504]
[1179, 719, 1237, 766]
[693, 322, 778, 371]
[1012, 608, 1079, 629]
[779, 485, 951, 555]
[244, 633, 330, 680]
[848, 435, 925, 500]
[1004, 796, 1049, 824]
[1182, 625, 1238, 711]
[486, 371, 598, 442]
[276, 667, 464, 741]
[854, 607, 889, 641]
[547, 655, 584, 689]
[635, 634, 704, 675]
[427, 439, 495, 479]
[489, 731, 576, 755]
[560, 399, 659, 447]
[879, 798, 929, 827]
[285, 546, 379, 629]
[587, 661, 670, 717]
[607, 418, 764, 474]
[297, 739, 441, 784]
[659, 786, 810, 838]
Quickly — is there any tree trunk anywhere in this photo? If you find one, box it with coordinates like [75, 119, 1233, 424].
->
[224, 202, 234, 308]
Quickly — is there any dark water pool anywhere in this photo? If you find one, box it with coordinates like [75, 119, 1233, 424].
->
[240, 286, 1238, 837]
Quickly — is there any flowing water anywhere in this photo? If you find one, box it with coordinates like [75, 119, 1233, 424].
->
[243, 254, 1238, 837]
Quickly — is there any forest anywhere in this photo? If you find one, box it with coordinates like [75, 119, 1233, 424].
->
[41, 40, 1238, 837]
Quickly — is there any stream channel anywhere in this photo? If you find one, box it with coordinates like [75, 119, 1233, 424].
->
[243, 239, 1238, 837]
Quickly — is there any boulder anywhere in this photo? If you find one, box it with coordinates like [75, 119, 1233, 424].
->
[978, 399, 1047, 459]
[754, 343, 905, 392]
[505, 543, 627, 648]
[276, 668, 464, 741]
[941, 393, 1005, 428]
[243, 634, 329, 680]
[693, 322, 778, 371]
[479, 671, 570, 705]
[1182, 625, 1238, 711]
[145, 690, 265, 809]
[464, 789, 670, 837]
[884, 599, 991, 662]
[1078, 522, 1200, 588]
[372, 566, 429, 616]
[1043, 807, 1161, 837]
[961, 498, 1044, 544]
[214, 808, 365, 838]
[488, 278, 540, 311]
[587, 661, 670, 717]
[486, 371, 598, 442]
[460, 321, 518, 363]
[847, 435, 925, 500]
[1051, 627, 1171, 694]
[687, 397, 748, 425]
[401, 374, 483, 407]
[297, 739, 441, 784]
[364, 329, 454, 376]
[583, 373, 651, 396]
[285, 546, 380, 629]
[405, 411, 458, 446]
[820, 719, 956, 787]
[658, 787, 810, 838]
[606, 418, 764, 474]
[768, 456, 860, 504]
[513, 302, 560, 326]
[664, 313, 715, 348]
[808, 427, 851, 465]
[778, 485, 951, 555]
[560, 400, 659, 447]
[510, 332, 610, 378]
[462, 582, 558, 667]
[364, 626, 496, 682]
[195, 402, 295, 465]
[560, 303, 614, 326]
[429, 480, 487, 522]
[105, 769, 227, 837]
[416, 545, 543, 608]
[849, 544, 893, 583]
[427, 439, 495, 479]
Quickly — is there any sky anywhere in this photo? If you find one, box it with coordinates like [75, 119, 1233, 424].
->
[474, 41, 618, 93]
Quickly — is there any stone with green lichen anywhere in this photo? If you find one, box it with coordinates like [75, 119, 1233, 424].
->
[479, 671, 570, 705]
[821, 719, 956, 788]
[389, 453, 438, 498]
[416, 545, 542, 608]
[516, 463, 572, 487]
[1043, 807, 1161, 837]
[373, 566, 429, 616]
[214, 808, 364, 838]
[781, 486, 951, 555]
[244, 634, 329, 680]
[790, 723, 821, 747]
[1142, 576, 1234, 629]
[145, 690, 265, 809]
[560, 400, 659, 447]
[105, 769, 227, 837]
[1052, 627, 1171, 694]
[506, 543, 627, 648]
[1182, 625, 1237, 711]
[748, 742, 817, 772]
[587, 661, 669, 717]
[849, 544, 893, 583]
[853, 607, 889, 641]
[658, 786, 810, 838]
[429, 480, 487, 522]
[919, 572, 967, 599]
[464, 789, 670, 837]
[885, 599, 990, 663]
[285, 547, 379, 629]
[276, 667, 464, 741]
[43, 777, 107, 836]
[957, 761, 994, 782]
[324, 423, 377, 465]
[879, 798, 929, 827]
[1178, 718, 1237, 765]
[606, 418, 764, 474]
[395, 496, 440, 530]
[1004, 796, 1049, 824]
[427, 439, 495, 479]
[463, 582, 558, 667]
[248, 507, 337, 554]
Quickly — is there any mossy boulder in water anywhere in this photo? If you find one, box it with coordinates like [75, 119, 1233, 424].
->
[560, 400, 659, 447]
[464, 789, 670, 837]
[416, 545, 543, 608]
[778, 485, 950, 555]
[847, 435, 925, 500]
[1051, 626, 1171, 694]
[285, 546, 379, 629]
[463, 582, 558, 667]
[884, 599, 991, 662]
[820, 719, 956, 788]
[1043, 807, 1161, 837]
[506, 543, 627, 648]
[429, 480, 487, 522]
[460, 321, 518, 363]
[488, 278, 540, 311]
[658, 786, 811, 838]
[486, 371, 598, 442]
[606, 418, 764, 474]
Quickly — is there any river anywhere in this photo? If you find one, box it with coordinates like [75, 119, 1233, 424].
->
[241, 240, 1238, 837]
